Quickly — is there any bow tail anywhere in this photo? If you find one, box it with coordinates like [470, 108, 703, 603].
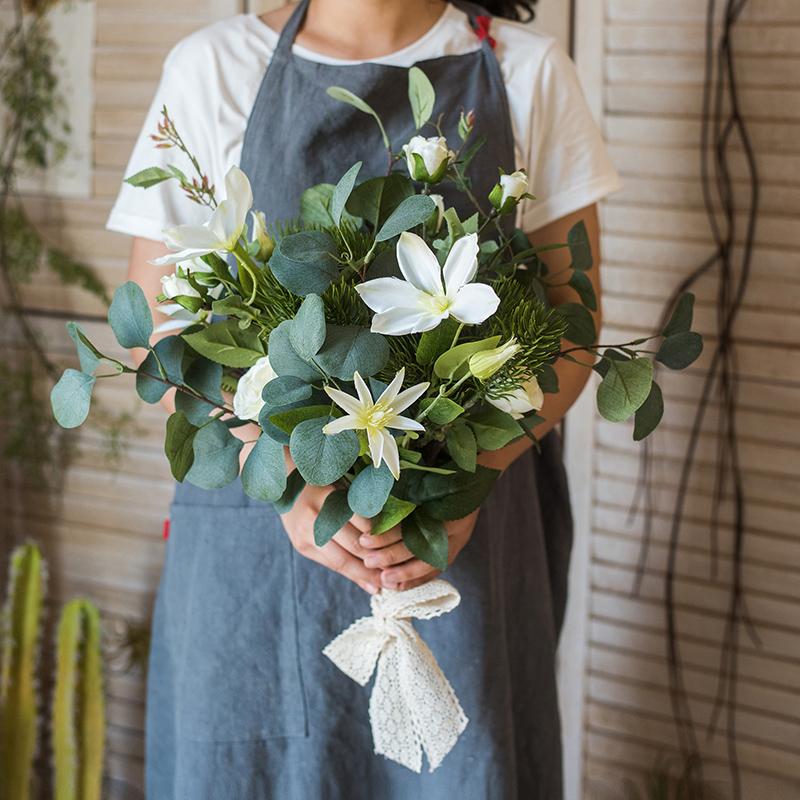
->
[323, 618, 386, 686]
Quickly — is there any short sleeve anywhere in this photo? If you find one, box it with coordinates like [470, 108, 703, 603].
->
[105, 45, 219, 241]
[518, 42, 621, 233]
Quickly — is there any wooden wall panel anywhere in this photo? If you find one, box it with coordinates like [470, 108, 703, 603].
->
[584, 1, 800, 796]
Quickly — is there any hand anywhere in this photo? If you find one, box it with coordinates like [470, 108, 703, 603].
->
[280, 482, 383, 595]
[358, 510, 480, 592]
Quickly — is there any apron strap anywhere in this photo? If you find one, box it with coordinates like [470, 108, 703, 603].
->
[272, 0, 311, 62]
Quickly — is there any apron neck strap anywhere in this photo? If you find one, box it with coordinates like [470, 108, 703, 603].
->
[272, 1, 496, 61]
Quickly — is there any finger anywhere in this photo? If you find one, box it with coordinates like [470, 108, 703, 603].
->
[394, 571, 441, 592]
[359, 526, 403, 550]
[349, 514, 372, 535]
[362, 540, 414, 569]
[380, 558, 438, 589]
[315, 539, 382, 594]
[333, 523, 374, 559]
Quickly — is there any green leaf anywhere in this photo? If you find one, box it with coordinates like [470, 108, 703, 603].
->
[273, 469, 307, 514]
[663, 293, 695, 337]
[267, 404, 333, 436]
[316, 324, 390, 379]
[408, 66, 435, 129]
[375, 195, 436, 242]
[262, 376, 313, 408]
[568, 270, 597, 311]
[241, 435, 287, 502]
[211, 294, 258, 323]
[267, 320, 320, 382]
[183, 319, 264, 367]
[66, 322, 102, 375]
[270, 230, 340, 296]
[558, 302, 596, 346]
[51, 369, 95, 429]
[314, 490, 353, 546]
[633, 381, 664, 441]
[656, 331, 703, 370]
[416, 465, 500, 521]
[446, 422, 477, 472]
[416, 317, 459, 366]
[331, 162, 362, 225]
[347, 174, 414, 229]
[164, 411, 198, 481]
[467, 405, 524, 450]
[348, 463, 395, 518]
[135, 336, 184, 403]
[567, 220, 593, 271]
[289, 294, 327, 360]
[175, 360, 223, 424]
[185, 419, 242, 490]
[372, 495, 417, 535]
[419, 396, 464, 425]
[326, 86, 390, 149]
[124, 166, 172, 189]
[434, 335, 501, 379]
[289, 417, 359, 486]
[108, 281, 153, 349]
[300, 183, 337, 227]
[402, 512, 449, 571]
[537, 364, 559, 394]
[596, 357, 654, 423]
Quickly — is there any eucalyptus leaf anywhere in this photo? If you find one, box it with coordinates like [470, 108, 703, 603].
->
[537, 364, 559, 394]
[300, 183, 337, 227]
[50, 369, 95, 429]
[408, 66, 435, 129]
[567, 220, 593, 271]
[656, 331, 703, 370]
[557, 303, 596, 346]
[467, 406, 524, 450]
[241, 435, 287, 502]
[66, 322, 101, 375]
[289, 294, 326, 360]
[289, 417, 359, 486]
[331, 162, 362, 225]
[568, 270, 597, 311]
[164, 411, 198, 481]
[267, 404, 335, 436]
[262, 376, 313, 408]
[316, 324, 389, 379]
[108, 281, 153, 349]
[267, 320, 321, 382]
[416, 465, 500, 521]
[326, 86, 390, 149]
[348, 463, 395, 518]
[402, 512, 449, 571]
[136, 336, 186, 404]
[347, 174, 414, 229]
[663, 293, 695, 337]
[270, 230, 339, 296]
[273, 469, 307, 514]
[314, 490, 353, 546]
[372, 495, 416, 535]
[185, 419, 242, 490]
[596, 357, 653, 423]
[375, 195, 436, 242]
[175, 360, 223, 424]
[633, 381, 664, 441]
[183, 319, 264, 367]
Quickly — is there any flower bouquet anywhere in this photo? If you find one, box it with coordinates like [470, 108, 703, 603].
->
[50, 67, 702, 770]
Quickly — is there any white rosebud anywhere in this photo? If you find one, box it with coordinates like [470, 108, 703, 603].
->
[250, 210, 274, 260]
[402, 135, 454, 183]
[489, 169, 530, 214]
[160, 273, 199, 300]
[429, 194, 445, 232]
[233, 356, 277, 422]
[468, 338, 520, 380]
[487, 376, 544, 420]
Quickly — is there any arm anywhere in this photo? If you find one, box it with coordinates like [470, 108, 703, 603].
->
[363, 204, 603, 590]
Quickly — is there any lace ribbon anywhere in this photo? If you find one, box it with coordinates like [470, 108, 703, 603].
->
[323, 579, 468, 773]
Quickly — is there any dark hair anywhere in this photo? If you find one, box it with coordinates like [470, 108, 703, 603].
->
[480, 0, 537, 21]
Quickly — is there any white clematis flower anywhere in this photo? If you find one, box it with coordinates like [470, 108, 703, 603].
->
[322, 369, 429, 479]
[487, 376, 544, 420]
[356, 232, 500, 336]
[153, 166, 253, 265]
[233, 356, 277, 422]
[402, 135, 454, 183]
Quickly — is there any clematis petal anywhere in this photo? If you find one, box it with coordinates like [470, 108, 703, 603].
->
[376, 367, 405, 406]
[353, 371, 373, 407]
[163, 224, 222, 252]
[209, 199, 242, 248]
[396, 232, 444, 295]
[448, 282, 501, 325]
[356, 278, 428, 314]
[390, 381, 430, 414]
[386, 414, 425, 432]
[151, 248, 214, 266]
[367, 427, 385, 469]
[442, 232, 479, 291]
[371, 307, 443, 336]
[322, 416, 361, 434]
[324, 386, 363, 416]
[225, 165, 254, 231]
[380, 430, 401, 479]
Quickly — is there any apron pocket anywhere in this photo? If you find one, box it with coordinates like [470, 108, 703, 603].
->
[169, 503, 308, 742]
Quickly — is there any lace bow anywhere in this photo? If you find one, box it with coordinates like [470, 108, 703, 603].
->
[323, 579, 468, 772]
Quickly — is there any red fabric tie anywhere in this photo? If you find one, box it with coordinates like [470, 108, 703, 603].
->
[475, 15, 497, 49]
[162, 518, 170, 540]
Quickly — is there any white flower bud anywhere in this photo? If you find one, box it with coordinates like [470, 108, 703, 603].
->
[429, 194, 445, 232]
[487, 376, 544, 420]
[468, 338, 520, 380]
[489, 169, 530, 214]
[232, 356, 277, 422]
[402, 135, 454, 183]
[250, 210, 274, 260]
[160, 273, 199, 300]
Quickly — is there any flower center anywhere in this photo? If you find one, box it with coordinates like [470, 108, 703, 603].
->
[423, 293, 452, 316]
[363, 402, 392, 430]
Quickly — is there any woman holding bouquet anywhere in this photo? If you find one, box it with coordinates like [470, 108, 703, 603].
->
[108, 0, 620, 797]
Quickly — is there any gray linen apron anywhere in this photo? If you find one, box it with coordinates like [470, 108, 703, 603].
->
[145, 3, 573, 797]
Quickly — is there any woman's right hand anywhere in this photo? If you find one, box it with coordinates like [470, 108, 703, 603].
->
[280, 482, 383, 595]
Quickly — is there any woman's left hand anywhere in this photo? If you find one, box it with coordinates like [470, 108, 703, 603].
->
[357, 510, 480, 591]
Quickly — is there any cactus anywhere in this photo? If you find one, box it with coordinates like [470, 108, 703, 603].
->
[53, 599, 106, 800]
[0, 543, 45, 800]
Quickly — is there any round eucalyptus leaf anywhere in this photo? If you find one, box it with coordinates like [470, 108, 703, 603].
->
[314, 490, 353, 546]
[241, 435, 287, 502]
[656, 331, 703, 370]
[289, 294, 327, 360]
[375, 195, 437, 242]
[289, 417, 359, 486]
[108, 281, 153, 349]
[51, 369, 95, 429]
[267, 320, 320, 382]
[596, 357, 653, 423]
[185, 419, 242, 490]
[269, 231, 339, 296]
[262, 375, 313, 408]
[316, 324, 389, 379]
[347, 463, 395, 518]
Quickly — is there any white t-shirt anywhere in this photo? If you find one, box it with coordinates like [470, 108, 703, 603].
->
[107, 6, 621, 240]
